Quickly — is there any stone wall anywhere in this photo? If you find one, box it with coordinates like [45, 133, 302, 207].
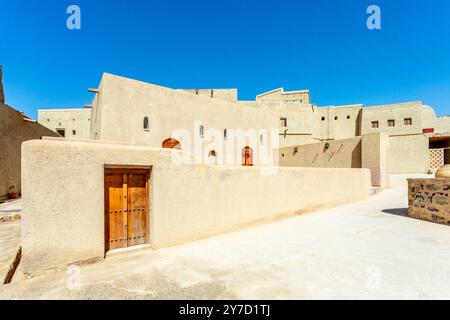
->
[408, 178, 450, 225]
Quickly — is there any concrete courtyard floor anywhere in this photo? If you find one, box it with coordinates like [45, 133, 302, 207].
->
[0, 199, 22, 283]
[1, 175, 450, 300]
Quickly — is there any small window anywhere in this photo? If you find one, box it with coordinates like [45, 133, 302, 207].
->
[46, 118, 50, 122]
[199, 125, 204, 138]
[404, 118, 412, 125]
[321, 117, 326, 121]
[260, 134, 264, 145]
[334, 116, 338, 120]
[371, 121, 379, 128]
[72, 130, 76, 135]
[224, 129, 228, 140]
[387, 119, 395, 127]
[347, 115, 350, 119]
[73, 118, 75, 121]
[56, 129, 65, 137]
[280, 118, 287, 127]
[143, 116, 149, 130]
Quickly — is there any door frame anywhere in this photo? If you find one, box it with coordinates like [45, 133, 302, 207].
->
[104, 166, 151, 254]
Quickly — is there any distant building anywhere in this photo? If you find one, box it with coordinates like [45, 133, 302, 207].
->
[38, 108, 91, 139]
[36, 73, 450, 174]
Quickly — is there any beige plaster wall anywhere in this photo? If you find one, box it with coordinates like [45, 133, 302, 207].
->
[279, 136, 362, 169]
[38, 108, 92, 139]
[178, 89, 238, 102]
[361, 133, 389, 188]
[387, 134, 429, 174]
[0, 105, 59, 198]
[92, 74, 279, 164]
[21, 139, 371, 273]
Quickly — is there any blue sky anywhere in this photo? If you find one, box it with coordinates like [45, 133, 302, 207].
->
[0, 0, 449, 119]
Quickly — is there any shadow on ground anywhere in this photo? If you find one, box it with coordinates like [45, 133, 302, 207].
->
[382, 208, 408, 217]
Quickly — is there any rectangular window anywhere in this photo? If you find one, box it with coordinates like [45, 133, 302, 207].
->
[56, 129, 65, 137]
[280, 118, 287, 127]
[72, 130, 76, 135]
[404, 118, 412, 125]
[387, 119, 395, 127]
[371, 121, 379, 128]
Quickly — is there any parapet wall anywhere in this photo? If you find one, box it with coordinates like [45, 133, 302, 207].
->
[21, 139, 372, 273]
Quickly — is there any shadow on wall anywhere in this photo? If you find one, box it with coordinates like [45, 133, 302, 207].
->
[382, 208, 408, 217]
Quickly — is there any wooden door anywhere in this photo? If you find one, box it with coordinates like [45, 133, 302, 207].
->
[242, 146, 253, 166]
[105, 173, 127, 250]
[105, 169, 149, 252]
[127, 173, 148, 246]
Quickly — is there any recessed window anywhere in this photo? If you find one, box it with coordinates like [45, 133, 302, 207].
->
[199, 125, 204, 138]
[404, 118, 412, 125]
[46, 118, 50, 122]
[260, 134, 264, 145]
[387, 119, 395, 127]
[321, 117, 326, 121]
[280, 118, 287, 127]
[334, 116, 338, 120]
[371, 121, 379, 128]
[224, 129, 227, 140]
[143, 116, 149, 130]
[56, 129, 65, 137]
[72, 130, 76, 135]
[73, 118, 75, 121]
[347, 115, 350, 119]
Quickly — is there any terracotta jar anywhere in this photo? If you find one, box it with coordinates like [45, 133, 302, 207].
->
[436, 164, 450, 178]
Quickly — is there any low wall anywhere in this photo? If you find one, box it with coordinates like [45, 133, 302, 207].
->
[279, 133, 389, 188]
[21, 139, 372, 273]
[279, 136, 362, 168]
[408, 178, 450, 225]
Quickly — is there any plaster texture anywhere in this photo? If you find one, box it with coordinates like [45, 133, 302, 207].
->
[4, 175, 450, 300]
[38, 108, 92, 140]
[21, 139, 371, 273]
[0, 104, 59, 198]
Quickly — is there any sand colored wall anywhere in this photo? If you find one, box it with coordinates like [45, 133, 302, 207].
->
[279, 136, 362, 169]
[38, 108, 92, 139]
[21, 139, 371, 273]
[178, 89, 238, 102]
[0, 104, 59, 198]
[279, 133, 389, 187]
[387, 134, 429, 174]
[361, 133, 389, 188]
[92, 74, 279, 164]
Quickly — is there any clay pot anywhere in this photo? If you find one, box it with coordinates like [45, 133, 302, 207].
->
[436, 164, 450, 178]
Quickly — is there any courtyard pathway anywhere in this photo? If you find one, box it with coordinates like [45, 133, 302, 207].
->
[0, 199, 22, 284]
[2, 175, 450, 299]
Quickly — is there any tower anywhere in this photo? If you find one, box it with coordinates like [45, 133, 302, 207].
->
[0, 65, 4, 104]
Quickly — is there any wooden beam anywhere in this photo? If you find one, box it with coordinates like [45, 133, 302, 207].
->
[84, 104, 93, 108]
[88, 88, 99, 93]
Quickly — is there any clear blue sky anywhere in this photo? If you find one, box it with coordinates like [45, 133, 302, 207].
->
[1, 0, 449, 119]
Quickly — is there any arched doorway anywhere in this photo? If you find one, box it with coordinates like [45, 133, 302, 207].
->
[162, 138, 181, 150]
[242, 146, 253, 166]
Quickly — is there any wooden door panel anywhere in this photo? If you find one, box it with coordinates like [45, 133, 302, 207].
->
[105, 173, 127, 250]
[127, 173, 148, 246]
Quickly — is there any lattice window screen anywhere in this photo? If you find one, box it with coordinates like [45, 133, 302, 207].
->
[428, 148, 444, 170]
